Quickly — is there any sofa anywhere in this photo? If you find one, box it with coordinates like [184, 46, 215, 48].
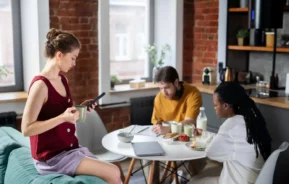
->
[0, 126, 107, 184]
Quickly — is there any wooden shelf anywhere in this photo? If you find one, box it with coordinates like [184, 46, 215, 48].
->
[229, 8, 248, 12]
[228, 45, 289, 53]
[229, 6, 289, 12]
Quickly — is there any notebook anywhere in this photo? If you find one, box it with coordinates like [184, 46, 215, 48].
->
[132, 141, 165, 157]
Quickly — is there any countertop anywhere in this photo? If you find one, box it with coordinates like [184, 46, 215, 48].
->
[193, 83, 289, 110]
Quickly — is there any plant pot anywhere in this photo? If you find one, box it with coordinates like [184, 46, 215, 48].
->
[238, 38, 244, 46]
[152, 66, 161, 83]
[110, 81, 115, 90]
[240, 0, 248, 8]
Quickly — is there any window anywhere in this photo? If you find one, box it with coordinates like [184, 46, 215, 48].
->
[99, 0, 183, 105]
[109, 0, 152, 81]
[0, 0, 23, 92]
[136, 33, 145, 60]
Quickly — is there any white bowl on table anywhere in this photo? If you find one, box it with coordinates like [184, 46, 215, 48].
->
[117, 132, 134, 143]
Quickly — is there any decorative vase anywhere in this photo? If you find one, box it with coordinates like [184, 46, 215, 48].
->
[152, 66, 161, 83]
[240, 0, 248, 8]
[238, 38, 244, 46]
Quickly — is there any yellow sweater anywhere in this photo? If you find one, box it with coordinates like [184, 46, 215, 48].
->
[151, 83, 202, 124]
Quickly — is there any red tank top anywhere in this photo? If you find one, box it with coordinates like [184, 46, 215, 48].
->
[29, 74, 79, 161]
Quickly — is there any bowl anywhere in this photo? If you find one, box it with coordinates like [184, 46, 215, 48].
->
[117, 132, 134, 143]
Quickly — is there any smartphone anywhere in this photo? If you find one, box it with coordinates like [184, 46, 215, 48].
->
[87, 92, 106, 109]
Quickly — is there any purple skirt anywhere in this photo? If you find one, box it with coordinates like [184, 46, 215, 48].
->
[34, 147, 96, 176]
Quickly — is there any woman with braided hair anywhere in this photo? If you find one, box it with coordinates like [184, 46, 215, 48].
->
[190, 81, 271, 184]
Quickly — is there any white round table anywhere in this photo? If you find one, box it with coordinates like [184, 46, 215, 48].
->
[102, 127, 208, 184]
[102, 128, 206, 161]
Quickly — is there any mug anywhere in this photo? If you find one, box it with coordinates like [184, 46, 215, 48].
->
[75, 105, 87, 123]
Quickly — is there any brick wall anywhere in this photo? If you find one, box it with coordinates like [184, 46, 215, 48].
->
[48, 0, 219, 132]
[49, 0, 98, 104]
[183, 0, 219, 83]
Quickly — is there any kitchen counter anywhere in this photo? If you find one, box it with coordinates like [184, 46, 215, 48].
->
[193, 83, 289, 110]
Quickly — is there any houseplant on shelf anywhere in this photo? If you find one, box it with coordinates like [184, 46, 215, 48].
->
[110, 75, 121, 90]
[145, 43, 170, 82]
[236, 29, 249, 46]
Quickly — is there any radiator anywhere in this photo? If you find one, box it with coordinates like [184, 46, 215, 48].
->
[0, 111, 17, 128]
[130, 96, 155, 125]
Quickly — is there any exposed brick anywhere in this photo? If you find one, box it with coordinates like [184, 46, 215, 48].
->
[49, 1, 60, 9]
[80, 17, 89, 24]
[206, 14, 219, 21]
[204, 51, 217, 58]
[79, 38, 91, 45]
[56, 10, 75, 16]
[89, 44, 98, 50]
[59, 1, 70, 9]
[50, 16, 59, 24]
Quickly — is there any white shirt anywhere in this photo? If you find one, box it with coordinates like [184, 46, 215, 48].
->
[206, 115, 264, 184]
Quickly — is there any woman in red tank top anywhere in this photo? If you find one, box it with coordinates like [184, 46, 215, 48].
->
[21, 28, 121, 184]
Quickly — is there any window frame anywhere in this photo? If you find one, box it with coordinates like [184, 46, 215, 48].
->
[0, 0, 23, 92]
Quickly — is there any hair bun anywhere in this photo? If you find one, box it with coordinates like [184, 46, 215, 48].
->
[46, 28, 62, 41]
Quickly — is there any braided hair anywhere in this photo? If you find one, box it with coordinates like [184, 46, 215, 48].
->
[214, 82, 272, 160]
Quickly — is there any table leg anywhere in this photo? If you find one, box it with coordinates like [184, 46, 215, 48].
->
[160, 161, 171, 182]
[172, 161, 179, 184]
[168, 161, 174, 183]
[191, 160, 199, 175]
[148, 161, 160, 184]
[124, 158, 136, 184]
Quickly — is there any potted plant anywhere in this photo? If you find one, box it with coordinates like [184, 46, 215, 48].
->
[144, 44, 170, 82]
[236, 29, 249, 46]
[110, 75, 121, 90]
[0, 66, 12, 81]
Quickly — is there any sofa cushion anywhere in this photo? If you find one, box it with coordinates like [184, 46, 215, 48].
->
[0, 128, 22, 184]
[5, 146, 106, 184]
[1, 127, 30, 148]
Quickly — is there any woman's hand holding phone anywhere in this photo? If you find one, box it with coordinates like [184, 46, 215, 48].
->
[80, 99, 98, 112]
[80, 92, 106, 112]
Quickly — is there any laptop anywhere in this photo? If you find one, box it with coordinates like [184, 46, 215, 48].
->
[132, 141, 165, 157]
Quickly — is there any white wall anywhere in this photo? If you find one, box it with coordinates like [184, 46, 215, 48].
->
[0, 0, 49, 115]
[0, 102, 26, 115]
[154, 0, 183, 80]
[21, 0, 49, 91]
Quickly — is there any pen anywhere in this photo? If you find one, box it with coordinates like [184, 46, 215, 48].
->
[137, 127, 149, 134]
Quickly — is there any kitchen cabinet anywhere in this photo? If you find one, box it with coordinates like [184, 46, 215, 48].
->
[225, 2, 289, 72]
